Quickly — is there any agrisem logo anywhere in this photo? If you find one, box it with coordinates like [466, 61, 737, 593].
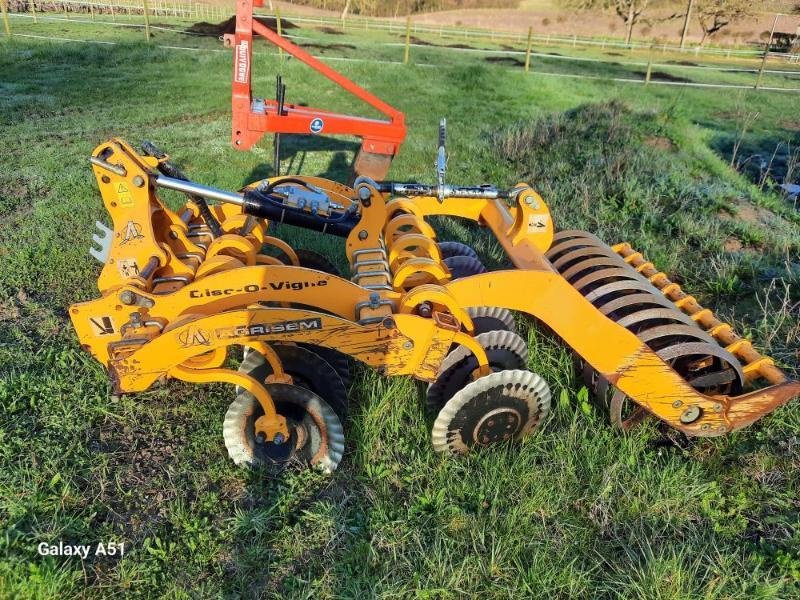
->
[215, 318, 322, 339]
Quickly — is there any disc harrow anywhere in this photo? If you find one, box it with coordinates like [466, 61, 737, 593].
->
[68, 136, 799, 478]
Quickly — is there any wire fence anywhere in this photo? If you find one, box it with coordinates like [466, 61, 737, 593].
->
[5, 0, 800, 60]
[3, 1, 800, 93]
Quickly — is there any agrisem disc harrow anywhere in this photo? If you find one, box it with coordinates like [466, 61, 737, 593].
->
[69, 138, 800, 475]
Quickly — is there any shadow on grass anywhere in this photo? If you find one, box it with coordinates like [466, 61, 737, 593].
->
[710, 130, 800, 191]
[243, 135, 359, 185]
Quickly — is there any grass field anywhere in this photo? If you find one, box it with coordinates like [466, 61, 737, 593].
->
[1, 15, 800, 599]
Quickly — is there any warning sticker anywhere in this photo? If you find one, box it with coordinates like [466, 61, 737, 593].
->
[117, 183, 133, 207]
[117, 258, 139, 278]
[527, 214, 549, 232]
[89, 316, 116, 336]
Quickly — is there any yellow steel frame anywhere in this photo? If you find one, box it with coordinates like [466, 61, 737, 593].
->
[70, 139, 799, 443]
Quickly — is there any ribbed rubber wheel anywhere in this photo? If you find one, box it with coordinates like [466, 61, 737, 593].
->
[432, 370, 551, 455]
[466, 306, 516, 335]
[438, 241, 480, 261]
[427, 330, 528, 414]
[223, 383, 345, 473]
[444, 255, 487, 279]
[238, 343, 348, 420]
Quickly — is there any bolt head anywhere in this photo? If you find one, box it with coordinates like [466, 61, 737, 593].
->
[403, 340, 414, 350]
[358, 230, 368, 240]
[132, 175, 145, 188]
[358, 186, 371, 201]
[119, 290, 134, 305]
[273, 433, 286, 445]
[679, 405, 702, 424]
[672, 400, 683, 408]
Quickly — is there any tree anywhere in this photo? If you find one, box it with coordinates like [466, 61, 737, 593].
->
[694, 0, 755, 47]
[571, 1, 658, 45]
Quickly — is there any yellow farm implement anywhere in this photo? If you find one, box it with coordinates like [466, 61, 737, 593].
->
[69, 136, 799, 471]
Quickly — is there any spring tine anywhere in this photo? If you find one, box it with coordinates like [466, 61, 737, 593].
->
[594, 292, 677, 316]
[551, 246, 625, 272]
[616, 307, 699, 330]
[547, 236, 621, 259]
[655, 342, 744, 390]
[560, 256, 635, 282]
[583, 279, 668, 305]
[685, 369, 738, 388]
[571, 267, 645, 294]
[636, 323, 716, 346]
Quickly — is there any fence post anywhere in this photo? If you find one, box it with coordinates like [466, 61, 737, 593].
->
[276, 6, 283, 58]
[1, 0, 10, 38]
[404, 15, 411, 65]
[90, 2, 95, 20]
[755, 14, 778, 90]
[28, 0, 37, 24]
[142, 0, 151, 42]
[645, 55, 652, 85]
[524, 26, 533, 73]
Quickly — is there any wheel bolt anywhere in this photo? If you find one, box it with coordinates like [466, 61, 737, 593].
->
[273, 433, 286, 445]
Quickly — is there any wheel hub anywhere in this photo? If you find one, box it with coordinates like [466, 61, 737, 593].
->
[473, 407, 522, 445]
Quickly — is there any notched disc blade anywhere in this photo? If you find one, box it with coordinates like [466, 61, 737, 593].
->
[432, 370, 551, 455]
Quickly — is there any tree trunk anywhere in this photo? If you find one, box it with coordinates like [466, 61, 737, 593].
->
[679, 0, 694, 49]
[625, 1, 635, 45]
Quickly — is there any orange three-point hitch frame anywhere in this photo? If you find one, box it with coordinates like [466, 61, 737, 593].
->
[224, 0, 406, 179]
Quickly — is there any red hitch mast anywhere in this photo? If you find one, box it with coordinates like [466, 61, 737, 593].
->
[224, 0, 406, 180]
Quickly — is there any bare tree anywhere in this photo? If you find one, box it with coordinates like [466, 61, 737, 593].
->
[694, 0, 755, 47]
[571, 1, 658, 44]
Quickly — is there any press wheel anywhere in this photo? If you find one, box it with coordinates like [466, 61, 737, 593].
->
[427, 330, 528, 414]
[223, 383, 345, 473]
[466, 306, 516, 335]
[238, 343, 348, 420]
[432, 370, 551, 455]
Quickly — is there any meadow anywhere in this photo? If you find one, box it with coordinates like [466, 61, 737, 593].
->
[0, 14, 799, 599]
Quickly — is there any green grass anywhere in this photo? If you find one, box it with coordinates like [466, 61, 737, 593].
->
[1, 16, 800, 599]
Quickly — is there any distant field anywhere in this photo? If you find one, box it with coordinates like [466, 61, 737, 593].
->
[211, 0, 800, 47]
[1, 12, 799, 599]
